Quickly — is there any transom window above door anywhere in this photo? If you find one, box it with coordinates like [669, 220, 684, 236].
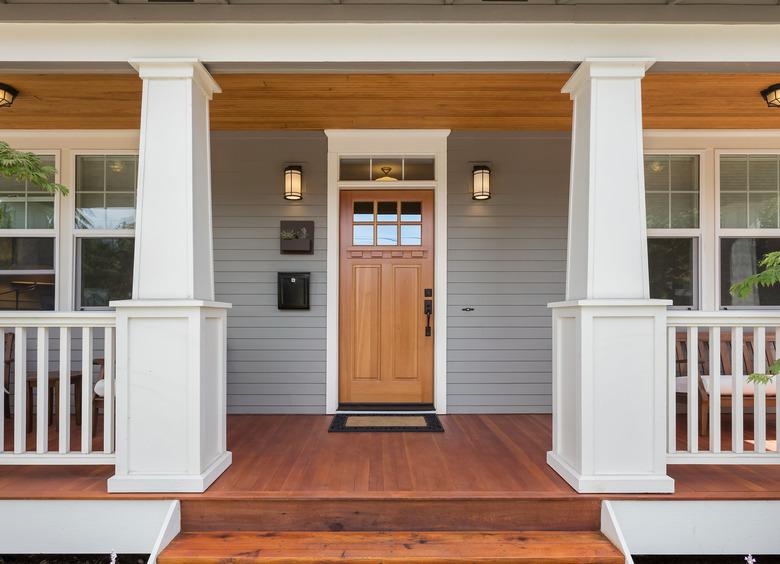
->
[340, 157, 435, 182]
[352, 200, 423, 246]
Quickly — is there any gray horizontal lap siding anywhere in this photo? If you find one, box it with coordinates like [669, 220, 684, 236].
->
[211, 131, 568, 415]
[211, 131, 328, 414]
[446, 133, 570, 414]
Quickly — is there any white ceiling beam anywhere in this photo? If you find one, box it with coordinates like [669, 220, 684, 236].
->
[2, 22, 780, 64]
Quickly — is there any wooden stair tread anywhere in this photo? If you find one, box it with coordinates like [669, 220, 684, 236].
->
[158, 530, 624, 563]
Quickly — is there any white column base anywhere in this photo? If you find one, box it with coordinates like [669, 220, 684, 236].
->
[547, 299, 674, 494]
[109, 300, 232, 494]
[547, 451, 674, 494]
[108, 451, 232, 493]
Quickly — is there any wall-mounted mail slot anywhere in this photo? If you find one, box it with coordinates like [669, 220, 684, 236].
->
[278, 272, 310, 310]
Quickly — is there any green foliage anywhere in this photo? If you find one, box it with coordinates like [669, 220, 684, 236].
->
[0, 141, 68, 195]
[748, 358, 780, 386]
[730, 251, 780, 299]
[730, 252, 780, 385]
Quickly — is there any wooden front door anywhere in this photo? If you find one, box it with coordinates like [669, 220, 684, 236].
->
[339, 190, 434, 405]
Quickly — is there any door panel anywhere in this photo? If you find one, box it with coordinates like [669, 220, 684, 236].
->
[352, 264, 381, 381]
[339, 189, 434, 405]
[391, 264, 420, 381]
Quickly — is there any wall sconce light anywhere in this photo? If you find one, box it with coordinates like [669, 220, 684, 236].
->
[761, 84, 780, 108]
[472, 165, 491, 200]
[284, 165, 303, 201]
[0, 83, 18, 108]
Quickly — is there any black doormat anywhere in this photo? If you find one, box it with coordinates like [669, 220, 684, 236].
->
[328, 413, 444, 433]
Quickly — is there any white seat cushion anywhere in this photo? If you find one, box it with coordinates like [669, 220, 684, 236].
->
[94, 379, 105, 398]
[676, 375, 777, 397]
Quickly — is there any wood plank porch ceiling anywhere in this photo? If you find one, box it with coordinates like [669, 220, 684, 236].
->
[1, 73, 779, 130]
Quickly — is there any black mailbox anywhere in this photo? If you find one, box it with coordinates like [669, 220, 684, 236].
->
[278, 272, 310, 310]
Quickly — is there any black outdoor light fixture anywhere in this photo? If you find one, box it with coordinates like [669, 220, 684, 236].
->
[761, 83, 780, 108]
[283, 165, 303, 201]
[472, 165, 492, 200]
[0, 83, 18, 108]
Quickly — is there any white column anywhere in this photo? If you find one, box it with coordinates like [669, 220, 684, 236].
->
[108, 59, 232, 493]
[546, 59, 675, 494]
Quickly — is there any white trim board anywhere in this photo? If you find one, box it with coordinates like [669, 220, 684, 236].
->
[325, 130, 450, 414]
[604, 500, 780, 556]
[4, 23, 780, 63]
[0, 499, 179, 560]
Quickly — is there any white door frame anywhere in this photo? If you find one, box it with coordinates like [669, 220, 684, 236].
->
[325, 130, 450, 414]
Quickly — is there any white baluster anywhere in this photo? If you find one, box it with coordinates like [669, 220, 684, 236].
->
[668, 326, 677, 454]
[36, 327, 48, 454]
[709, 327, 721, 453]
[81, 326, 93, 454]
[13, 327, 26, 454]
[732, 326, 744, 454]
[687, 326, 699, 453]
[754, 326, 767, 454]
[58, 327, 71, 454]
[103, 327, 114, 454]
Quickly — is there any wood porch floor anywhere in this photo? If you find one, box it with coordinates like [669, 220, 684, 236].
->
[1, 413, 780, 502]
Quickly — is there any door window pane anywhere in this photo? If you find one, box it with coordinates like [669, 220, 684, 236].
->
[400, 225, 422, 246]
[352, 225, 373, 246]
[644, 155, 699, 228]
[648, 238, 696, 308]
[721, 237, 780, 308]
[78, 238, 134, 308]
[401, 201, 422, 222]
[377, 201, 397, 222]
[720, 155, 780, 229]
[376, 224, 398, 246]
[76, 155, 138, 229]
[353, 202, 374, 222]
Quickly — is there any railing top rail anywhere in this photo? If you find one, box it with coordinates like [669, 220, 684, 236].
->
[0, 311, 116, 328]
[668, 310, 780, 328]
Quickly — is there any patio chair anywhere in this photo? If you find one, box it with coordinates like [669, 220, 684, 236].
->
[675, 332, 777, 436]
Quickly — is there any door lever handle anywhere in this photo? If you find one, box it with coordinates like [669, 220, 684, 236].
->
[424, 299, 433, 336]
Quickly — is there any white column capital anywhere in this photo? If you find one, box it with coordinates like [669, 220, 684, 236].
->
[129, 58, 221, 100]
[562, 58, 655, 97]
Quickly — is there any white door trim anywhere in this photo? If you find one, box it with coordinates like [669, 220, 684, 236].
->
[325, 129, 450, 414]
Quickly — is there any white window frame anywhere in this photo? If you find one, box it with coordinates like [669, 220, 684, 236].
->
[645, 149, 706, 310]
[645, 131, 780, 312]
[0, 131, 140, 312]
[69, 149, 138, 311]
[0, 148, 61, 310]
[714, 148, 780, 310]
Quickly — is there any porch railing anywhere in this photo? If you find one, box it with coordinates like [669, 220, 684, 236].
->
[0, 312, 116, 465]
[667, 311, 780, 464]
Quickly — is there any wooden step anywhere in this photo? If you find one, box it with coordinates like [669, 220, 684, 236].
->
[158, 530, 624, 563]
[180, 498, 602, 532]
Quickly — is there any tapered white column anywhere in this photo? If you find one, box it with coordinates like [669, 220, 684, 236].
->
[547, 59, 674, 493]
[108, 59, 232, 493]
